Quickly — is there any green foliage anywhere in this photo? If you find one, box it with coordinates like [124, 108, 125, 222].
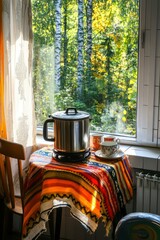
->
[32, 0, 139, 136]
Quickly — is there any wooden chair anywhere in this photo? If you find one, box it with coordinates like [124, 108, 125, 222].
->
[0, 137, 25, 239]
[0, 138, 62, 240]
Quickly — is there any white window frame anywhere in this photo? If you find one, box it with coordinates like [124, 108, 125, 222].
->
[36, 0, 160, 148]
[137, 0, 160, 146]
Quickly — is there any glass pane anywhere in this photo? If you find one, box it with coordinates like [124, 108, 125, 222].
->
[32, 0, 139, 136]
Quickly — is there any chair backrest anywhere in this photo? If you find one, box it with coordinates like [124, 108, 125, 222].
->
[114, 212, 160, 240]
[0, 138, 26, 209]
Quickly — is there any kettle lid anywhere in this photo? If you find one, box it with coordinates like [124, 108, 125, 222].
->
[51, 108, 90, 120]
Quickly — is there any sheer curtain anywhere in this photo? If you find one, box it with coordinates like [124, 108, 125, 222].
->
[3, 0, 36, 147]
[0, 0, 36, 194]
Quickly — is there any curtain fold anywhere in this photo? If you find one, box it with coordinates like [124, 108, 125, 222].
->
[3, 0, 36, 148]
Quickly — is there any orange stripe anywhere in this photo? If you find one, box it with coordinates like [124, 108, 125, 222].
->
[0, 0, 7, 138]
[42, 179, 101, 217]
[43, 180, 100, 203]
[23, 192, 41, 226]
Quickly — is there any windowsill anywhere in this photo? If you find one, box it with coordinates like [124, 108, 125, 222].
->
[120, 144, 160, 159]
[120, 144, 160, 171]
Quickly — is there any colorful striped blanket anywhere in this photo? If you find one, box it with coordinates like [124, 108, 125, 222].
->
[22, 147, 133, 240]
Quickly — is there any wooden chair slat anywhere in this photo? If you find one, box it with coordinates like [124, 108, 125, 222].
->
[5, 156, 15, 208]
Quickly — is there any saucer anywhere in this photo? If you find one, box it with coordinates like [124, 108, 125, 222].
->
[95, 149, 124, 160]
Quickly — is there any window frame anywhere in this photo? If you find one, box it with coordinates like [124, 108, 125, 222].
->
[137, 0, 159, 146]
[36, 0, 160, 148]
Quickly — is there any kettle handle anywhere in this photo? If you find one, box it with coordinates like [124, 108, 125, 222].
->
[43, 118, 55, 141]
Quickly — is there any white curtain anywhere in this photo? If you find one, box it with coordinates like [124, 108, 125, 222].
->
[3, 0, 36, 148]
[2, 0, 36, 193]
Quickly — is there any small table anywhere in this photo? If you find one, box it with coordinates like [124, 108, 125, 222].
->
[22, 147, 133, 240]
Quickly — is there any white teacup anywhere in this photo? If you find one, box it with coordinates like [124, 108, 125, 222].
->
[100, 141, 119, 157]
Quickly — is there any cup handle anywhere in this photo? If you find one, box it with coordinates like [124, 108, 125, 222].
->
[116, 138, 120, 150]
[116, 138, 120, 144]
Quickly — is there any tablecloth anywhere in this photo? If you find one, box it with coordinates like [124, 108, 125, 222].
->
[22, 147, 133, 240]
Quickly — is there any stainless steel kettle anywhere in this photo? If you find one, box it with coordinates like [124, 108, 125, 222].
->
[43, 108, 90, 153]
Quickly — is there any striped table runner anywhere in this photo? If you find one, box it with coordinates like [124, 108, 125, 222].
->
[22, 147, 133, 240]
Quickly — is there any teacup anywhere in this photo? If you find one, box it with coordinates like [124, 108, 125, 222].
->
[90, 133, 102, 150]
[100, 141, 119, 157]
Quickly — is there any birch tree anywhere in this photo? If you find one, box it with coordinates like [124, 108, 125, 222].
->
[86, 0, 92, 65]
[54, 0, 62, 91]
[77, 0, 84, 96]
[86, 0, 92, 86]
[62, 0, 68, 87]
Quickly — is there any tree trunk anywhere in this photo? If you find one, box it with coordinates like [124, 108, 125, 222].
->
[54, 0, 62, 91]
[77, 0, 84, 96]
[86, 0, 92, 62]
[62, 0, 68, 87]
[86, 0, 92, 87]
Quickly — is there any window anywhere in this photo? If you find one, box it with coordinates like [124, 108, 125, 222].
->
[32, 0, 139, 138]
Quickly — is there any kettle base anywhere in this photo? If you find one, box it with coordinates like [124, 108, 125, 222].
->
[53, 149, 90, 163]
